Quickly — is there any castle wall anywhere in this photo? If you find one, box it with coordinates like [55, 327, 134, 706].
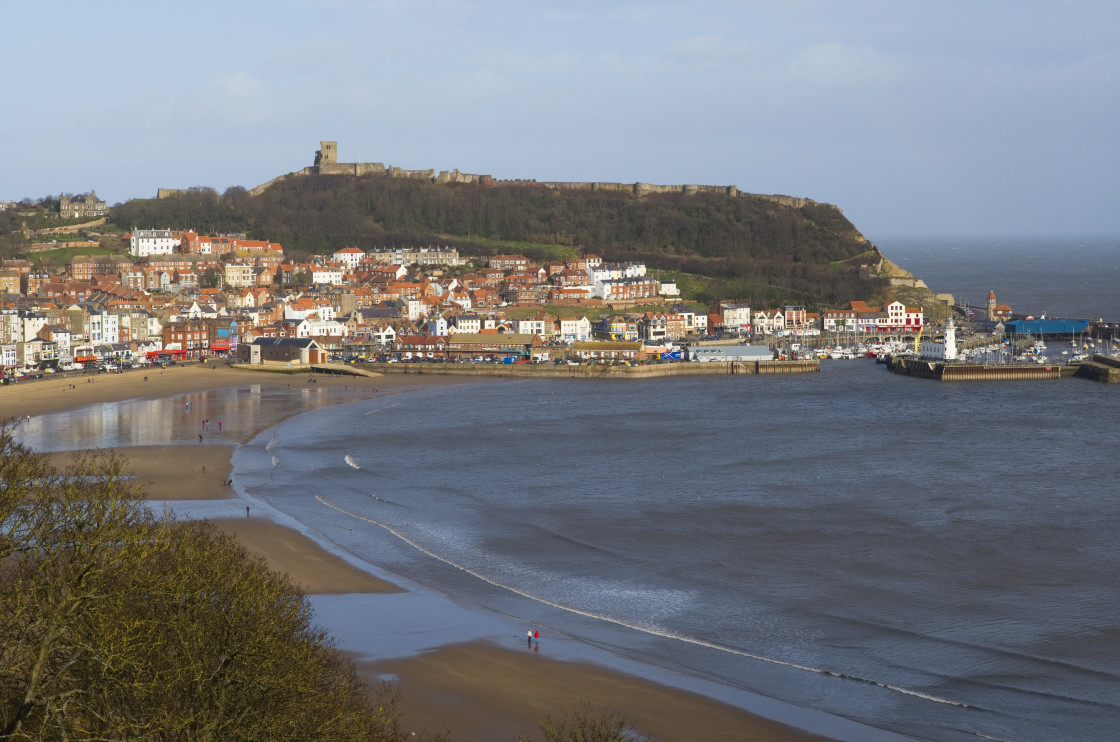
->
[436, 169, 489, 184]
[234, 141, 832, 213]
[388, 166, 435, 181]
[318, 162, 387, 177]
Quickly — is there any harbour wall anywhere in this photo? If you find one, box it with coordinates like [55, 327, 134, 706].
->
[1074, 355, 1120, 383]
[360, 360, 818, 379]
[888, 357, 1069, 381]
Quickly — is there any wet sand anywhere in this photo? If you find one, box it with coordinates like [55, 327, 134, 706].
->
[210, 518, 402, 595]
[364, 642, 836, 742]
[0, 362, 432, 423]
[43, 444, 236, 500]
[3, 364, 847, 742]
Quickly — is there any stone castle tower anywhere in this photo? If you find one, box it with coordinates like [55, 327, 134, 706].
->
[315, 141, 337, 167]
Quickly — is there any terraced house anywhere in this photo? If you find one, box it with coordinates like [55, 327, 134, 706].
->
[162, 321, 210, 358]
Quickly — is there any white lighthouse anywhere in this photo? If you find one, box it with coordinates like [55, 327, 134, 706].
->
[919, 317, 958, 361]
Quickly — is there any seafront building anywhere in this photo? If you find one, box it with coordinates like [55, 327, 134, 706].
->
[1, 223, 926, 374]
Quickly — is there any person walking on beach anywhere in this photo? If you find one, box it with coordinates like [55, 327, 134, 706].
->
[246, 505, 250, 518]
[199, 434, 203, 443]
[218, 421, 222, 432]
[528, 629, 533, 648]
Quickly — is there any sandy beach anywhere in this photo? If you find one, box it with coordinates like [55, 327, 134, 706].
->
[2, 364, 843, 742]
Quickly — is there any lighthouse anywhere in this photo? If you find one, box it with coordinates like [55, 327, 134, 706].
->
[943, 316, 958, 360]
[919, 316, 958, 361]
[987, 291, 997, 322]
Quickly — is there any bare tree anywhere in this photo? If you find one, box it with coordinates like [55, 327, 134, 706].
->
[0, 429, 404, 742]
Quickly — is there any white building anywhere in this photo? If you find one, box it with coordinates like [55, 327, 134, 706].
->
[86, 312, 121, 344]
[306, 320, 347, 341]
[513, 317, 549, 339]
[311, 267, 344, 286]
[404, 298, 425, 322]
[371, 324, 396, 346]
[587, 262, 646, 282]
[332, 247, 366, 270]
[428, 316, 449, 336]
[919, 317, 958, 361]
[452, 314, 482, 333]
[751, 310, 785, 335]
[555, 316, 592, 342]
[19, 312, 49, 343]
[720, 303, 751, 333]
[129, 229, 179, 258]
[881, 301, 924, 332]
[1, 344, 18, 368]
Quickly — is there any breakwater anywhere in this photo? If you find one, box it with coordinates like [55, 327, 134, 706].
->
[1074, 354, 1120, 383]
[362, 360, 818, 379]
[888, 357, 1072, 381]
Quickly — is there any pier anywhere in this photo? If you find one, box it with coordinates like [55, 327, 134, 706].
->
[889, 356, 1065, 380]
[1074, 354, 1120, 383]
[353, 359, 819, 378]
[885, 356, 1120, 381]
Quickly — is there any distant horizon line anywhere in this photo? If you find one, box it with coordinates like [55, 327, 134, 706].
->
[872, 233, 1120, 245]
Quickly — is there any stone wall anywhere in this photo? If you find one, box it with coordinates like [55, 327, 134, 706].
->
[371, 359, 818, 379]
[237, 141, 834, 213]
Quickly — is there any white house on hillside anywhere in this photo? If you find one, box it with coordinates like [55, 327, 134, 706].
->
[129, 229, 179, 258]
[332, 247, 366, 270]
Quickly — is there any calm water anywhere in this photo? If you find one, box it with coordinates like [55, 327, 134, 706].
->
[879, 237, 1120, 321]
[233, 365, 1119, 742]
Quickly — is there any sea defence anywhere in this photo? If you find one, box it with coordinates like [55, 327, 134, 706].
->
[1075, 354, 1120, 383]
[342, 360, 818, 379]
[888, 356, 1077, 381]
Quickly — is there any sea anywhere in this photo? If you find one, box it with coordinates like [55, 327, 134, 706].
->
[18, 237, 1120, 742]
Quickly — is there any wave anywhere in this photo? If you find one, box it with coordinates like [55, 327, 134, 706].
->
[363, 401, 403, 416]
[813, 610, 1120, 687]
[344, 454, 361, 470]
[315, 493, 972, 710]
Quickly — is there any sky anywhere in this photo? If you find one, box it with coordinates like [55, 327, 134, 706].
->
[2, 0, 1117, 241]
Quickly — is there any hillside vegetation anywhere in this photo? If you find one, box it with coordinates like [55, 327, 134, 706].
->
[110, 175, 891, 307]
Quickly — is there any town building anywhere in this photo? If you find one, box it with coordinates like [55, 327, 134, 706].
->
[60, 191, 107, 219]
[129, 229, 180, 258]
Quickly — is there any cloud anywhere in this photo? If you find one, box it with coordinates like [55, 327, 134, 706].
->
[789, 42, 898, 86]
[667, 34, 769, 66]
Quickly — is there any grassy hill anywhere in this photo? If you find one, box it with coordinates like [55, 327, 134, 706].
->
[109, 174, 894, 307]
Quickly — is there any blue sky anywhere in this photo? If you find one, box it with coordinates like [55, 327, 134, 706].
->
[2, 0, 1117, 241]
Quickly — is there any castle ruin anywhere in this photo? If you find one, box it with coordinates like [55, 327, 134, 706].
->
[198, 141, 834, 215]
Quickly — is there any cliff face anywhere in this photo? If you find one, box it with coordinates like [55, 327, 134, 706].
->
[865, 256, 926, 288]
